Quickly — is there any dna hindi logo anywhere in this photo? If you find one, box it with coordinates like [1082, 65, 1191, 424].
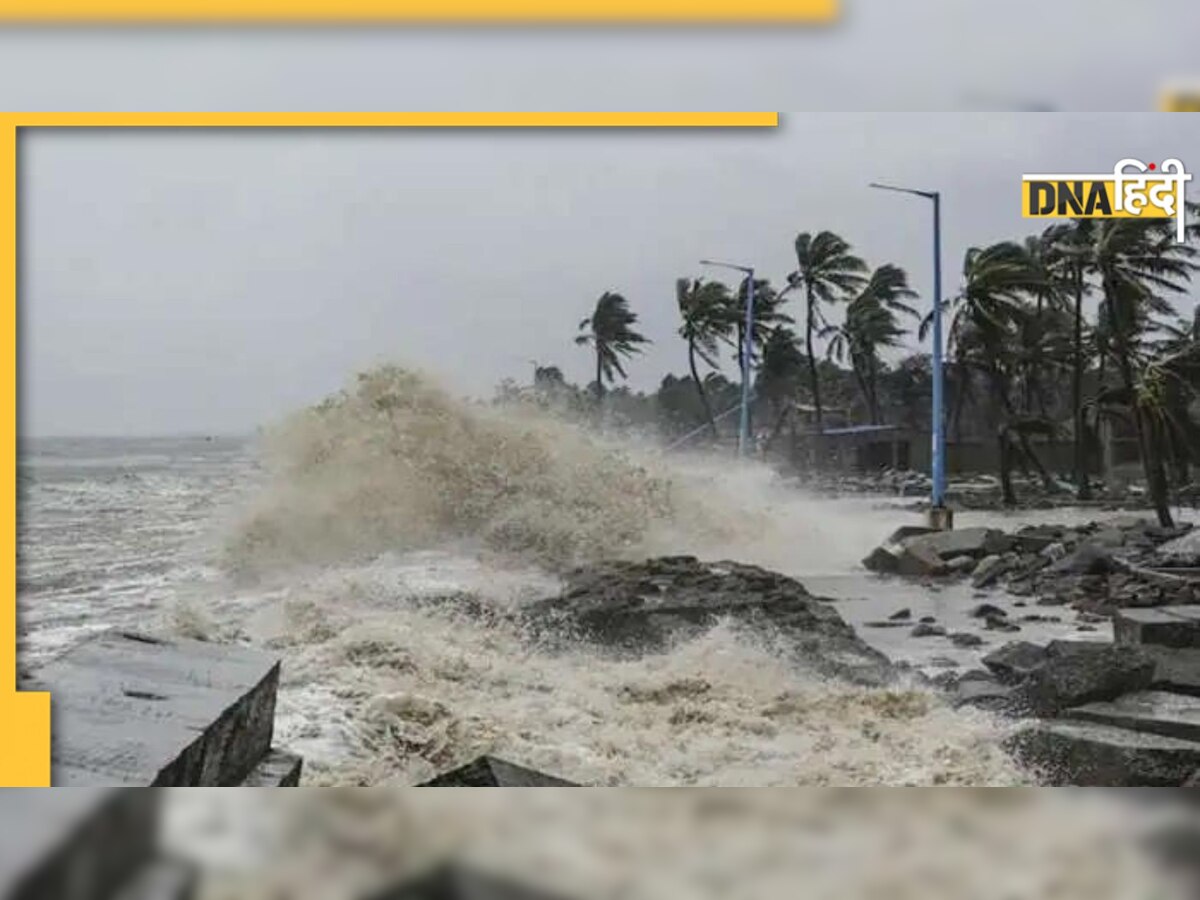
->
[1022, 158, 1192, 243]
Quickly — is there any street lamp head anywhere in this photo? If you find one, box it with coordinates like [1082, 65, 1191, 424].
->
[699, 258, 753, 275]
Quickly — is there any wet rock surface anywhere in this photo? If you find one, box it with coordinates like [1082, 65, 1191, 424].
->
[523, 556, 899, 687]
[1005, 719, 1200, 786]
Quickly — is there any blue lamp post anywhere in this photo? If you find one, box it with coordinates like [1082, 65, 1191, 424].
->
[700, 259, 755, 458]
[868, 182, 950, 527]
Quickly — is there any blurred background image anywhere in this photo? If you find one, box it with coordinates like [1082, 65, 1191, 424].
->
[0, 1, 1197, 112]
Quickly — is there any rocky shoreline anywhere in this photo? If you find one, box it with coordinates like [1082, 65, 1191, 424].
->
[860, 517, 1200, 785]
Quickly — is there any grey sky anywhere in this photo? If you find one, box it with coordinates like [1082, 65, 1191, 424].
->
[21, 114, 1199, 436]
[0, 1, 1197, 112]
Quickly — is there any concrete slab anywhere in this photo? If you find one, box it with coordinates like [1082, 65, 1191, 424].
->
[418, 756, 577, 787]
[1143, 646, 1200, 696]
[0, 789, 159, 900]
[1113, 608, 1200, 649]
[1064, 691, 1200, 743]
[1005, 719, 1200, 786]
[238, 748, 303, 787]
[29, 630, 280, 786]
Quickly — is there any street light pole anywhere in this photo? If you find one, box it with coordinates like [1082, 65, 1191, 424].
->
[700, 259, 755, 458]
[868, 182, 950, 528]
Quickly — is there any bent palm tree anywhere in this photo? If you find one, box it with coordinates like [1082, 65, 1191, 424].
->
[676, 278, 733, 439]
[788, 232, 868, 431]
[1093, 216, 1198, 526]
[575, 291, 650, 404]
[824, 263, 918, 423]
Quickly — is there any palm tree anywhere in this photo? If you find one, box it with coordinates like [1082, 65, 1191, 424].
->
[1042, 219, 1097, 498]
[933, 241, 1050, 504]
[1093, 217, 1198, 526]
[788, 232, 868, 431]
[726, 277, 793, 438]
[676, 278, 733, 439]
[823, 264, 918, 423]
[575, 291, 650, 403]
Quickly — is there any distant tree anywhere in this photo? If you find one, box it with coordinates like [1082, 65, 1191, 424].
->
[676, 278, 734, 439]
[788, 232, 868, 432]
[575, 292, 650, 403]
[755, 327, 807, 449]
[823, 263, 918, 423]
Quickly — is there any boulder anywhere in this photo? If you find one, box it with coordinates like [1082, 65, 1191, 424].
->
[944, 555, 977, 574]
[910, 623, 946, 638]
[970, 555, 1009, 588]
[1005, 720, 1200, 786]
[969, 603, 1007, 620]
[982, 641, 1049, 683]
[1015, 640, 1156, 716]
[949, 632, 984, 648]
[522, 557, 898, 686]
[1049, 543, 1116, 576]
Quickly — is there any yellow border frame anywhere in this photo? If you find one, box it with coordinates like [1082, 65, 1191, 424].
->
[0, 110, 777, 786]
[4, 0, 837, 22]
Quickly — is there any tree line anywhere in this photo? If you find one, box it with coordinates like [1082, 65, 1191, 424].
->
[515, 211, 1200, 527]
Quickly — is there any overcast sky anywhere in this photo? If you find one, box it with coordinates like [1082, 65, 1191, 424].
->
[20, 115, 1199, 436]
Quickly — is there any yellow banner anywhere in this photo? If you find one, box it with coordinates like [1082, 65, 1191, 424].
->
[0, 0, 838, 21]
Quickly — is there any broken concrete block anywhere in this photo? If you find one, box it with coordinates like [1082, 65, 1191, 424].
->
[1015, 640, 1155, 716]
[906, 527, 1012, 561]
[29, 630, 280, 786]
[1142, 646, 1200, 696]
[861, 525, 936, 573]
[239, 748, 303, 787]
[418, 756, 577, 787]
[1005, 719, 1200, 786]
[1064, 691, 1200, 744]
[1114, 606, 1200, 649]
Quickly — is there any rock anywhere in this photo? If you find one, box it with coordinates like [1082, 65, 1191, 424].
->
[910, 623, 946, 638]
[1050, 543, 1116, 576]
[982, 641, 1049, 683]
[1139, 645, 1200, 696]
[895, 540, 949, 577]
[1005, 720, 1200, 786]
[919, 616, 937, 624]
[944, 555, 977, 574]
[1041, 542, 1068, 562]
[1064, 690, 1200, 744]
[1113, 606, 1200, 649]
[861, 525, 937, 573]
[984, 616, 1020, 633]
[951, 677, 1020, 713]
[1015, 640, 1156, 716]
[949, 632, 985, 648]
[524, 557, 898, 686]
[970, 603, 1007, 619]
[971, 555, 1010, 588]
[1155, 529, 1200, 567]
[904, 527, 1012, 562]
[1012, 527, 1062, 553]
[888, 608, 912, 621]
[1090, 528, 1126, 549]
[418, 756, 578, 787]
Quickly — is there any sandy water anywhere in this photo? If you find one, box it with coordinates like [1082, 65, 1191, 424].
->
[15, 371, 1169, 787]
